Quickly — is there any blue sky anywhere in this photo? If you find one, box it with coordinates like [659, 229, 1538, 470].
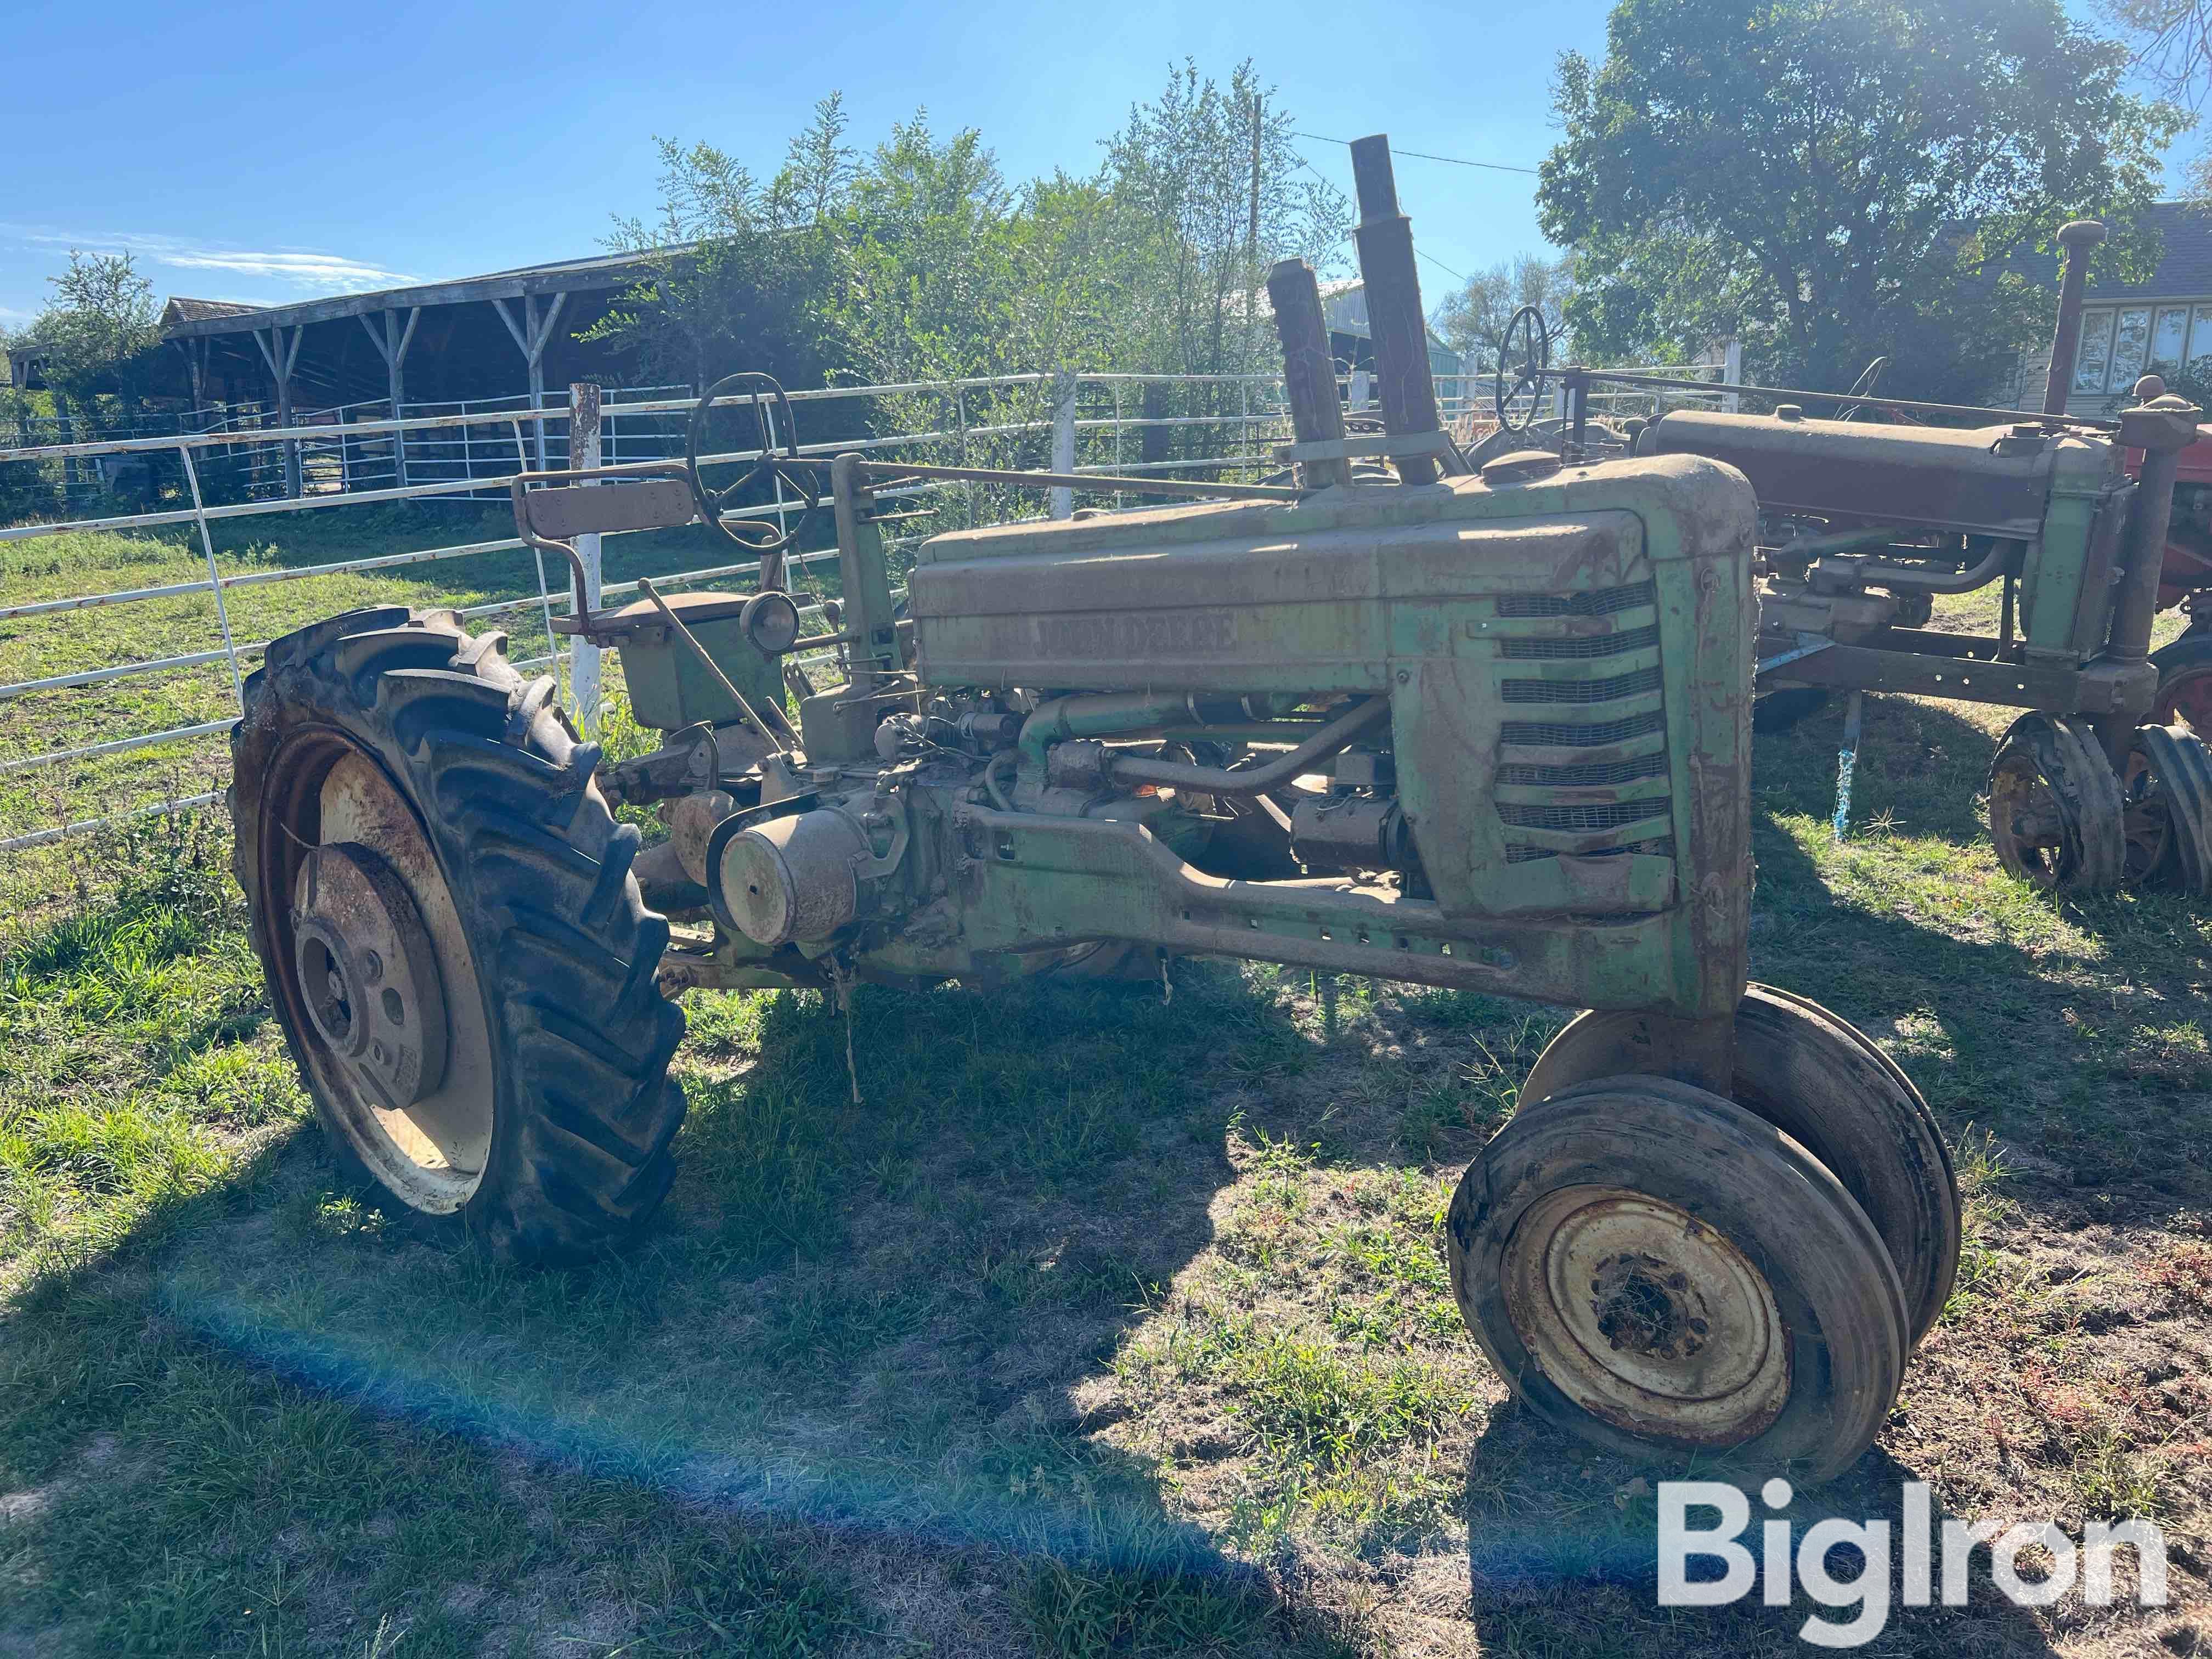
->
[2, 0, 1619, 329]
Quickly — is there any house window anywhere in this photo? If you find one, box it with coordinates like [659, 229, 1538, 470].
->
[2112, 307, 2153, 389]
[2153, 306, 2192, 372]
[2075, 309, 2114, 393]
[2073, 301, 2212, 396]
[2190, 306, 2212, 380]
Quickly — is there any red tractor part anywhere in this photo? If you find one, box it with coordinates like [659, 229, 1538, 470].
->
[2125, 428, 2212, 727]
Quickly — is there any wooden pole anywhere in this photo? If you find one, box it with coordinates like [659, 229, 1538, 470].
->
[252, 325, 304, 498]
[1266, 258, 1352, 490]
[495, 293, 568, 473]
[359, 307, 420, 487]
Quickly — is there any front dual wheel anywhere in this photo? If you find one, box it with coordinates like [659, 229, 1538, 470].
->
[1448, 985, 1959, 1483]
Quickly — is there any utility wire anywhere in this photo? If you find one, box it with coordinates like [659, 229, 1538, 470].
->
[1290, 132, 1542, 177]
[1410, 247, 1469, 284]
[1289, 148, 1471, 285]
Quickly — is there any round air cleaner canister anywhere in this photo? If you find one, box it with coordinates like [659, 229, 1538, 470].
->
[714, 808, 868, 945]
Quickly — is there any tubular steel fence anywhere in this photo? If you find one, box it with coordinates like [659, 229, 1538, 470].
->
[0, 371, 1312, 851]
[0, 359, 1745, 854]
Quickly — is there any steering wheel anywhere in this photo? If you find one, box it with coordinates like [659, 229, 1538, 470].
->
[1838, 354, 1889, 423]
[684, 371, 824, 559]
[1494, 305, 1551, 435]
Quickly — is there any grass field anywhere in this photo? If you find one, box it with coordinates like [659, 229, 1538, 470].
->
[0, 505, 791, 844]
[4, 545, 2212, 1654]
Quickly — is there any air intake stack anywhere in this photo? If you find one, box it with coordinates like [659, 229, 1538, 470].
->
[1350, 133, 1445, 485]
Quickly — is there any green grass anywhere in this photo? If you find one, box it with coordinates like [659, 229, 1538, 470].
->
[0, 507, 823, 844]
[5, 594, 2212, 1651]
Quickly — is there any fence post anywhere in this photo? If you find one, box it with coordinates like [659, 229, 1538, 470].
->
[1722, 338, 1742, 414]
[567, 382, 603, 735]
[1111, 381, 1125, 506]
[179, 443, 246, 712]
[1049, 371, 1077, 520]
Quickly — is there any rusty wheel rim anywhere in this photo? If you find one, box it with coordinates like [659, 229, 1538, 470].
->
[1988, 752, 2067, 887]
[2121, 748, 2177, 887]
[1502, 1184, 1790, 1448]
[2155, 664, 2212, 734]
[261, 727, 496, 1213]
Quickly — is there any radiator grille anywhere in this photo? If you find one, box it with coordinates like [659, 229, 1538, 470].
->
[1488, 572, 1675, 879]
[1497, 798, 1673, 833]
[1499, 709, 1665, 748]
[1500, 665, 1662, 705]
[1505, 837, 1676, 865]
[1497, 580, 1655, 618]
[1499, 623, 1661, 661]
[1496, 753, 1669, 788]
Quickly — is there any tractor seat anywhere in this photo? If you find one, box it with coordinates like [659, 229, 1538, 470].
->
[599, 590, 756, 634]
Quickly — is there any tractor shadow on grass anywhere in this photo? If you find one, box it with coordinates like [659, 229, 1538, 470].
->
[111, 959, 1343, 1636]
[1750, 693, 2212, 1220]
[1457, 1420, 2074, 1655]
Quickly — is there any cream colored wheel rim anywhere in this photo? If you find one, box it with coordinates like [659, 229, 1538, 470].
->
[269, 736, 497, 1214]
[1501, 1184, 1790, 1447]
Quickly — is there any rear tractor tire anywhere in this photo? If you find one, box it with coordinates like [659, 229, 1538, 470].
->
[230, 606, 687, 1261]
[1987, 712, 2125, 894]
[2152, 628, 2212, 733]
[1447, 1079, 1908, 1484]
[2121, 723, 2212, 897]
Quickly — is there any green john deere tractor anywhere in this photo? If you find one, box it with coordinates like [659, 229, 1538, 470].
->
[230, 138, 1957, 1483]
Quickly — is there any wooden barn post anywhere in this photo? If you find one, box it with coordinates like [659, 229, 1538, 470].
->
[360, 308, 420, 487]
[251, 324, 304, 498]
[493, 291, 569, 473]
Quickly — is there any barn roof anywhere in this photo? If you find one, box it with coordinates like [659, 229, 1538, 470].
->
[159, 245, 684, 341]
[161, 297, 264, 325]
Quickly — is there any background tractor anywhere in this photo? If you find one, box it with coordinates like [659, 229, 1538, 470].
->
[1491, 223, 2212, 895]
[2132, 423, 2212, 732]
[232, 137, 1958, 1485]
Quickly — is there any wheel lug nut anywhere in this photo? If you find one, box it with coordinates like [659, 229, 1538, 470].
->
[360, 950, 383, 983]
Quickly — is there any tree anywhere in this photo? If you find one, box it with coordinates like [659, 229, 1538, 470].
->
[837, 112, 1022, 383]
[589, 66, 1348, 432]
[1100, 60, 1349, 383]
[2098, 1, 2212, 198]
[583, 95, 856, 391]
[1431, 254, 1575, 370]
[15, 250, 163, 410]
[1541, 0, 2182, 401]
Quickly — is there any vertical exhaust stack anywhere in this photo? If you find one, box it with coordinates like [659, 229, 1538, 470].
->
[1266, 257, 1355, 490]
[2041, 219, 2106, 417]
[1350, 134, 1445, 486]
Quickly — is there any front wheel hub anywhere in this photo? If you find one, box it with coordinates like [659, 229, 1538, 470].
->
[1503, 1186, 1790, 1447]
[292, 842, 450, 1110]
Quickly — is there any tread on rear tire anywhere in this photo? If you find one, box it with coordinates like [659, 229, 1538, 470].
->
[230, 605, 687, 1261]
